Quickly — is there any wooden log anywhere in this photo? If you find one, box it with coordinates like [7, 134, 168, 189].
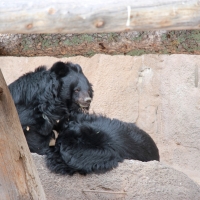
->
[0, 70, 46, 200]
[1, 30, 200, 57]
[1, 0, 200, 33]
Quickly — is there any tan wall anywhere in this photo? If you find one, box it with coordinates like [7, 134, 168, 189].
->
[1, 54, 200, 185]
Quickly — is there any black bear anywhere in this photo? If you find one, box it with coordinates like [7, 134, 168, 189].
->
[46, 112, 160, 175]
[9, 62, 93, 155]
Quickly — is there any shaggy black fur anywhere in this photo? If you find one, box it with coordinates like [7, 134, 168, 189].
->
[9, 62, 93, 155]
[46, 113, 160, 175]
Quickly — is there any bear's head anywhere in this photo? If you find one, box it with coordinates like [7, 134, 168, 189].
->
[50, 61, 93, 112]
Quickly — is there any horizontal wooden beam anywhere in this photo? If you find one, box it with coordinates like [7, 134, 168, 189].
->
[0, 0, 200, 33]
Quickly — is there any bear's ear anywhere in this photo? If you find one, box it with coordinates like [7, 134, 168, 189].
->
[50, 61, 69, 77]
[73, 64, 83, 73]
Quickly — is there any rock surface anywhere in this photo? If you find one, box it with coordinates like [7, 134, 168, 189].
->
[32, 153, 200, 200]
[1, 54, 200, 186]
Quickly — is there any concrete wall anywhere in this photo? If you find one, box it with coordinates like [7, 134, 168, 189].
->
[1, 54, 200, 185]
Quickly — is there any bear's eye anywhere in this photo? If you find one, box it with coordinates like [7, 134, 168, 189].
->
[74, 89, 80, 93]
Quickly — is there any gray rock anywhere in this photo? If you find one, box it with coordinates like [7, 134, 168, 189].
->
[32, 153, 200, 200]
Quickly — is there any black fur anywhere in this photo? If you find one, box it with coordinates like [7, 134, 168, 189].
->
[46, 113, 160, 175]
[9, 62, 93, 155]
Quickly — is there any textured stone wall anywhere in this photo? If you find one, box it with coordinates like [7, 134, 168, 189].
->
[1, 54, 200, 187]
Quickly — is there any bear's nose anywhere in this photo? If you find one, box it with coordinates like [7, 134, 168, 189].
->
[84, 97, 92, 103]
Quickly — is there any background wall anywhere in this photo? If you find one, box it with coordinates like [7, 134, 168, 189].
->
[1, 54, 200, 185]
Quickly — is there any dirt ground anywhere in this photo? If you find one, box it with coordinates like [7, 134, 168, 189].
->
[1, 54, 200, 186]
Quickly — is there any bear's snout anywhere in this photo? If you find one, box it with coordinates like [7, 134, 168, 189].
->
[84, 97, 92, 103]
